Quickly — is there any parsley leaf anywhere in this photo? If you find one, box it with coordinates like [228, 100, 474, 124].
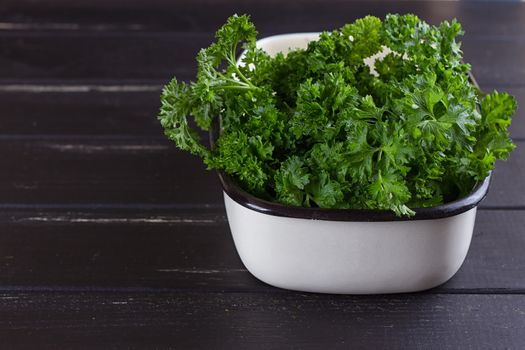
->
[159, 14, 517, 216]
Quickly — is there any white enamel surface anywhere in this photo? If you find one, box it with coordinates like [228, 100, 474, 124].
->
[254, 32, 320, 56]
[224, 33, 477, 294]
[225, 193, 476, 294]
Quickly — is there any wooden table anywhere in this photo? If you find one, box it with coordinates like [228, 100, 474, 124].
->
[0, 1, 524, 348]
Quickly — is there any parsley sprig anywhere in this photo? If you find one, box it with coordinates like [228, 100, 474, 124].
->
[159, 14, 517, 216]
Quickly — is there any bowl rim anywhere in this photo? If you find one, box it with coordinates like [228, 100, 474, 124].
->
[217, 170, 491, 222]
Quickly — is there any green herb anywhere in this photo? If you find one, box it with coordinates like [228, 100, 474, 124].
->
[159, 14, 516, 216]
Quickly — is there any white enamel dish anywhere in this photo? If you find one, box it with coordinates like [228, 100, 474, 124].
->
[218, 33, 490, 294]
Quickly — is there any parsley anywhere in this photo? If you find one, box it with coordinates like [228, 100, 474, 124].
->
[159, 14, 517, 216]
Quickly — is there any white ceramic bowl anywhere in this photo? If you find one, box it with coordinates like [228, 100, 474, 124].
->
[220, 33, 490, 294]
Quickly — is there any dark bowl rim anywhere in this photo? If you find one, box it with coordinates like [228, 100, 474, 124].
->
[217, 170, 491, 222]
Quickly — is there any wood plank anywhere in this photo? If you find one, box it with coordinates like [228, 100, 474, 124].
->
[445, 209, 525, 291]
[1, 0, 524, 37]
[0, 138, 519, 207]
[0, 209, 523, 292]
[0, 86, 522, 138]
[0, 292, 524, 349]
[0, 32, 206, 84]
[0, 209, 252, 291]
[484, 143, 525, 208]
[508, 87, 525, 140]
[0, 138, 223, 206]
[462, 37, 525, 88]
[0, 91, 164, 136]
[0, 32, 523, 86]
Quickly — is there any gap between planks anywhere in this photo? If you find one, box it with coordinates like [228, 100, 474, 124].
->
[0, 285, 523, 295]
[0, 207, 520, 225]
[0, 22, 146, 31]
[0, 84, 162, 93]
[15, 215, 224, 225]
[4, 210, 228, 225]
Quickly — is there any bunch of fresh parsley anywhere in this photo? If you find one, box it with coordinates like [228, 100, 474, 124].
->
[159, 14, 516, 216]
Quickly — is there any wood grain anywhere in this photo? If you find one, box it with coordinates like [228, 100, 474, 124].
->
[484, 144, 525, 208]
[0, 91, 164, 136]
[1, 0, 524, 37]
[0, 138, 223, 206]
[0, 209, 523, 292]
[0, 32, 206, 83]
[0, 292, 524, 349]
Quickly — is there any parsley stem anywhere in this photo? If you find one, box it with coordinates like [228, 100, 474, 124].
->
[228, 43, 257, 89]
[221, 85, 257, 90]
[214, 71, 258, 90]
[233, 65, 256, 89]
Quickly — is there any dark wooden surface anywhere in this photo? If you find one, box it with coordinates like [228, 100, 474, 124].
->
[0, 1, 524, 349]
